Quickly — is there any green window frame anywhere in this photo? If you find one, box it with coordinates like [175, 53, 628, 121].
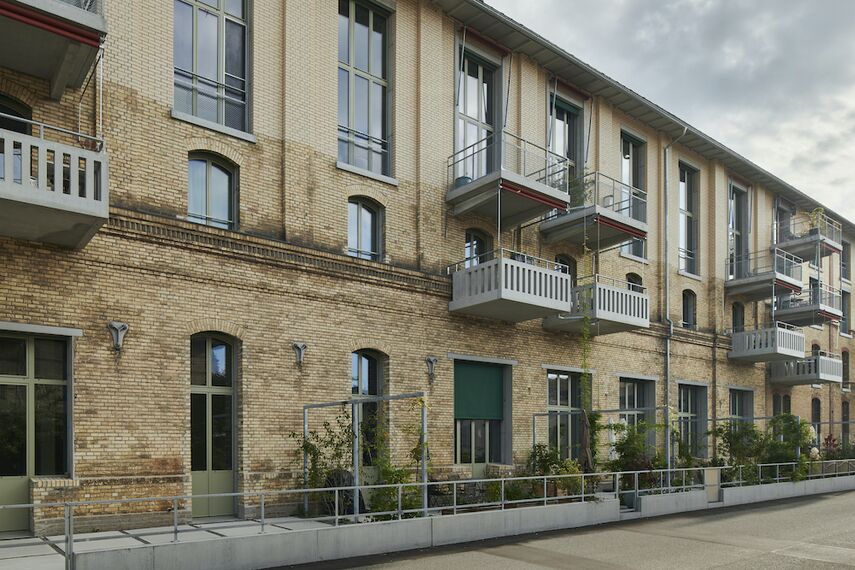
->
[338, 0, 389, 175]
[174, 0, 249, 132]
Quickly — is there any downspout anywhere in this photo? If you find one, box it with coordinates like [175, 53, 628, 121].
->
[664, 125, 688, 470]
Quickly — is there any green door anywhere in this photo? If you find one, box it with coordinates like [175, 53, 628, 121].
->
[190, 335, 235, 518]
[454, 361, 504, 477]
[1, 336, 69, 533]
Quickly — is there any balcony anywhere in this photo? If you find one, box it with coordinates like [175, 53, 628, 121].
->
[775, 284, 843, 327]
[775, 214, 842, 259]
[0, 0, 106, 99]
[448, 249, 573, 322]
[724, 249, 803, 301]
[539, 172, 647, 250]
[542, 274, 650, 336]
[769, 351, 843, 386]
[0, 116, 108, 249]
[446, 131, 571, 228]
[728, 323, 805, 362]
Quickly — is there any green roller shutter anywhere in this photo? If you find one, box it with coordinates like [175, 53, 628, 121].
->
[454, 360, 504, 420]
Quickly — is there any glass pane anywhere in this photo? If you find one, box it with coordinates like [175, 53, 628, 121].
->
[197, 9, 218, 81]
[197, 79, 219, 123]
[191, 393, 207, 471]
[225, 20, 246, 80]
[338, 0, 349, 63]
[173, 0, 193, 71]
[191, 336, 207, 385]
[465, 63, 478, 119]
[474, 420, 486, 463]
[348, 201, 358, 255]
[354, 4, 369, 71]
[211, 394, 233, 470]
[371, 13, 385, 78]
[225, 0, 243, 18]
[366, 353, 378, 395]
[351, 352, 359, 394]
[0, 384, 26, 476]
[174, 71, 193, 114]
[482, 68, 493, 125]
[354, 75, 369, 134]
[210, 340, 232, 387]
[548, 413, 557, 449]
[559, 416, 569, 460]
[188, 159, 207, 221]
[34, 338, 66, 380]
[360, 204, 375, 258]
[209, 164, 231, 228]
[0, 337, 26, 376]
[559, 375, 568, 407]
[34, 384, 67, 476]
[338, 68, 349, 128]
[370, 82, 384, 139]
[547, 373, 557, 406]
[489, 420, 501, 463]
[459, 420, 471, 463]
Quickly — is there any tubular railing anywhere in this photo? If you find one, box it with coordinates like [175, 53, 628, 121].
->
[776, 214, 843, 246]
[447, 130, 570, 193]
[725, 248, 803, 282]
[779, 284, 842, 312]
[564, 171, 647, 223]
[57, 0, 103, 15]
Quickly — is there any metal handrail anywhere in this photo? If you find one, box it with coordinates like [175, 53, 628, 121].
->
[726, 248, 803, 281]
[0, 110, 103, 146]
[446, 247, 566, 274]
[575, 273, 647, 294]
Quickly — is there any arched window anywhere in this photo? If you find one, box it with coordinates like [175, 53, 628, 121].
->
[464, 229, 492, 268]
[812, 397, 822, 443]
[773, 393, 782, 416]
[0, 94, 31, 134]
[188, 153, 237, 229]
[626, 273, 643, 292]
[682, 289, 697, 329]
[811, 343, 821, 357]
[190, 332, 237, 517]
[348, 197, 383, 261]
[782, 394, 791, 414]
[555, 255, 577, 286]
[843, 401, 851, 447]
[843, 350, 850, 390]
[352, 349, 385, 465]
[731, 302, 745, 333]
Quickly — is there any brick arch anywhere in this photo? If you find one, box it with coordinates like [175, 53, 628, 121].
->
[344, 184, 391, 208]
[348, 342, 393, 358]
[184, 318, 246, 341]
[185, 137, 244, 166]
[0, 79, 38, 111]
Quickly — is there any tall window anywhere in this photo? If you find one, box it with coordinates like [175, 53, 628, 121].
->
[352, 350, 383, 466]
[843, 401, 850, 447]
[174, 0, 248, 131]
[338, 0, 389, 175]
[188, 154, 236, 229]
[843, 241, 851, 281]
[728, 181, 748, 279]
[678, 384, 706, 457]
[619, 378, 652, 427]
[811, 397, 821, 444]
[843, 350, 850, 391]
[682, 289, 697, 330]
[729, 389, 753, 425]
[454, 53, 495, 182]
[626, 273, 643, 292]
[773, 393, 782, 416]
[842, 291, 851, 334]
[454, 360, 504, 468]
[678, 163, 699, 275]
[555, 255, 577, 286]
[347, 197, 382, 261]
[464, 229, 492, 268]
[783, 394, 791, 414]
[620, 133, 646, 258]
[547, 370, 582, 460]
[548, 98, 581, 180]
[732, 302, 745, 333]
[0, 336, 70, 481]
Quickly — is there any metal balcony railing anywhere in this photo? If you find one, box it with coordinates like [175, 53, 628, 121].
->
[567, 274, 649, 320]
[770, 352, 843, 384]
[564, 171, 647, 224]
[775, 214, 842, 247]
[725, 248, 803, 283]
[56, 0, 103, 15]
[779, 284, 843, 313]
[729, 322, 805, 361]
[447, 130, 570, 193]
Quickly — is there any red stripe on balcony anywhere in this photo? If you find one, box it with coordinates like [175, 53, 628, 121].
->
[0, 1, 101, 47]
[595, 215, 647, 239]
[774, 279, 802, 293]
[500, 179, 567, 210]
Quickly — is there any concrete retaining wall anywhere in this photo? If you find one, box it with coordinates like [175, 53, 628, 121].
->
[638, 490, 709, 518]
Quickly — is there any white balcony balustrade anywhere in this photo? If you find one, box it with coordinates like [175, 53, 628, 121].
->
[448, 249, 574, 322]
[724, 248, 803, 301]
[542, 274, 650, 336]
[775, 213, 842, 259]
[0, 115, 108, 249]
[539, 172, 648, 250]
[776, 284, 843, 327]
[446, 131, 572, 228]
[769, 351, 843, 386]
[728, 323, 805, 362]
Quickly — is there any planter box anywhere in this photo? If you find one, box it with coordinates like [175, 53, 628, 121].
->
[638, 490, 708, 518]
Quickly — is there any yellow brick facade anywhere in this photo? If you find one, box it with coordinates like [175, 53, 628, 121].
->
[0, 0, 853, 533]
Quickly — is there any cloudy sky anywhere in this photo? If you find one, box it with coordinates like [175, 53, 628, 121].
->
[487, 0, 855, 221]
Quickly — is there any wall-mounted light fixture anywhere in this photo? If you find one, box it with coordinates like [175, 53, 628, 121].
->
[292, 342, 308, 366]
[107, 321, 129, 352]
[425, 356, 438, 384]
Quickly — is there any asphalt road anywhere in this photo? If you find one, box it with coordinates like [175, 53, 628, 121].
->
[288, 491, 855, 569]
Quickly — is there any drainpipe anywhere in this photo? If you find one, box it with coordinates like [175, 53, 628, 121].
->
[664, 126, 688, 470]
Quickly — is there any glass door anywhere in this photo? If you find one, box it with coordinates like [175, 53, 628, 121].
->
[190, 335, 235, 518]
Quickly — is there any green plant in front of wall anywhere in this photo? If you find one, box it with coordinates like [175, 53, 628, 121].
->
[609, 421, 659, 490]
[809, 207, 825, 229]
[288, 407, 354, 490]
[526, 443, 584, 497]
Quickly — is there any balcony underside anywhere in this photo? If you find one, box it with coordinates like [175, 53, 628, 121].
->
[769, 376, 841, 386]
[775, 234, 842, 259]
[0, 2, 106, 99]
[539, 205, 647, 249]
[450, 295, 569, 323]
[446, 170, 570, 227]
[774, 304, 842, 327]
[542, 313, 648, 336]
[728, 346, 803, 362]
[724, 274, 802, 302]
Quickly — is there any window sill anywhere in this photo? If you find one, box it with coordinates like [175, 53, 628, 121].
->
[619, 251, 649, 265]
[841, 332, 853, 339]
[170, 109, 257, 144]
[678, 269, 702, 282]
[336, 161, 399, 187]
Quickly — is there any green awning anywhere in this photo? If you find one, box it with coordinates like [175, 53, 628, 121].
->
[454, 360, 504, 420]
